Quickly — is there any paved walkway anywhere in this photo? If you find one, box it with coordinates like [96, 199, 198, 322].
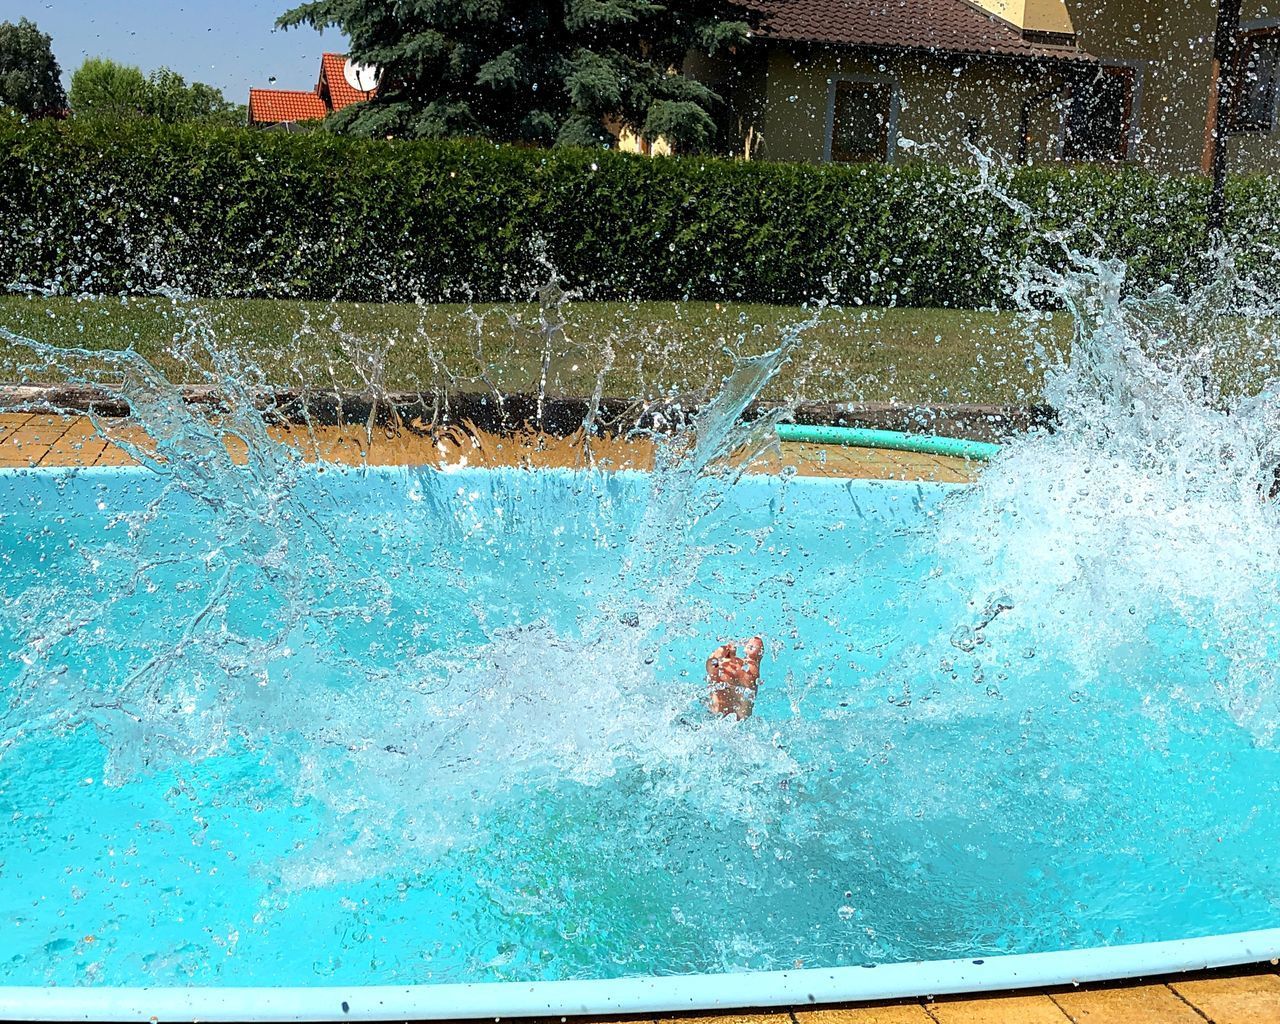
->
[3, 411, 1278, 1022]
[673, 967, 1280, 1022]
[0, 411, 975, 481]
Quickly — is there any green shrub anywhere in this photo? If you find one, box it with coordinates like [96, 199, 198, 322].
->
[0, 115, 1274, 307]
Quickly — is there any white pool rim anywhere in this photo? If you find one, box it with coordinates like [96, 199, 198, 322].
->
[3, 929, 1278, 1022]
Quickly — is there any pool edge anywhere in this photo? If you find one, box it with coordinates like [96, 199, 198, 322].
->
[4, 929, 1278, 1022]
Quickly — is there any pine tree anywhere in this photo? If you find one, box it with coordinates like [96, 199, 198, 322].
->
[277, 0, 751, 150]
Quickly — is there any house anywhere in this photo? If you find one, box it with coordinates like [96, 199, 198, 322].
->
[699, 0, 1279, 174]
[247, 53, 377, 129]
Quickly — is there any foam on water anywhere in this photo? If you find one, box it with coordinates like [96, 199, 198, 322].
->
[928, 256, 1280, 744]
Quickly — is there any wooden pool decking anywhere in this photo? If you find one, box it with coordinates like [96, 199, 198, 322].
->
[3, 411, 1279, 1023]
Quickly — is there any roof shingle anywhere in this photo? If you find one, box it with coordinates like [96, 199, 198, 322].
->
[320, 53, 377, 112]
[247, 89, 329, 125]
[742, 0, 1093, 61]
[247, 54, 376, 126]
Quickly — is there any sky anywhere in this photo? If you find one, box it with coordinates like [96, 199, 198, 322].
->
[3, 0, 348, 103]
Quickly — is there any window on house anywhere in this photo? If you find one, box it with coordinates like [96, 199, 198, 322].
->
[829, 80, 894, 163]
[1063, 65, 1135, 163]
[1230, 31, 1280, 133]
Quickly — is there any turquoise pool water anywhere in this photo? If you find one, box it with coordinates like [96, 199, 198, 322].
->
[1, 465, 1278, 989]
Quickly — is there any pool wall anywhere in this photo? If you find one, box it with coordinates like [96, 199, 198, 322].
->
[2, 929, 1279, 1022]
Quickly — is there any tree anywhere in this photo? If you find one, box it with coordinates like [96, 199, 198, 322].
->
[69, 58, 149, 119]
[71, 58, 243, 124]
[0, 18, 66, 117]
[276, 0, 751, 150]
[145, 67, 243, 125]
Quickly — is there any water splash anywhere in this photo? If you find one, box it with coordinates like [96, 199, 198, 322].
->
[5, 215, 1280, 984]
[921, 247, 1280, 743]
[0, 293, 820, 880]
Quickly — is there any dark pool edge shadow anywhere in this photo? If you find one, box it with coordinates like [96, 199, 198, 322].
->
[0, 383, 1055, 444]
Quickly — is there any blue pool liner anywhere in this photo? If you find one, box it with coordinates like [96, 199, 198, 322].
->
[3, 465, 1276, 1019]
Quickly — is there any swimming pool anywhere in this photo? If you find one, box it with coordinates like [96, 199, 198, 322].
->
[2, 463, 1278, 1017]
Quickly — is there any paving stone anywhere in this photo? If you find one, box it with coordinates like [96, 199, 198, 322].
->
[0, 412, 32, 445]
[794, 1001, 936, 1022]
[0, 414, 73, 467]
[525, 1018, 657, 1024]
[1050, 984, 1204, 1023]
[927, 994, 1070, 1024]
[19, 412, 980, 482]
[1168, 972, 1280, 1024]
[40, 416, 108, 467]
[661, 1014, 791, 1024]
[92, 441, 140, 466]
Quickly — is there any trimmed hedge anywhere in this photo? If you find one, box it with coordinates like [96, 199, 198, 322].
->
[1, 115, 1276, 307]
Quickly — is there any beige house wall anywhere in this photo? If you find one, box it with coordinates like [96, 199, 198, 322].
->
[971, 0, 1076, 36]
[734, 0, 1279, 176]
[754, 47, 1068, 165]
[1067, 0, 1279, 174]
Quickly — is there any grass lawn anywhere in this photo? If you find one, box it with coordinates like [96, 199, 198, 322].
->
[5, 293, 1274, 408]
[0, 295, 1073, 407]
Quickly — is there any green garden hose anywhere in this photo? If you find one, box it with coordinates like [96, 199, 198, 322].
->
[775, 423, 1001, 461]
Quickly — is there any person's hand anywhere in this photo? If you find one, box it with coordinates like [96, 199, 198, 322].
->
[706, 637, 764, 719]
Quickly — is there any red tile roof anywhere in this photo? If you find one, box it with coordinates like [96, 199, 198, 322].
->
[319, 53, 377, 111]
[740, 0, 1093, 61]
[248, 88, 329, 125]
[247, 54, 376, 126]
